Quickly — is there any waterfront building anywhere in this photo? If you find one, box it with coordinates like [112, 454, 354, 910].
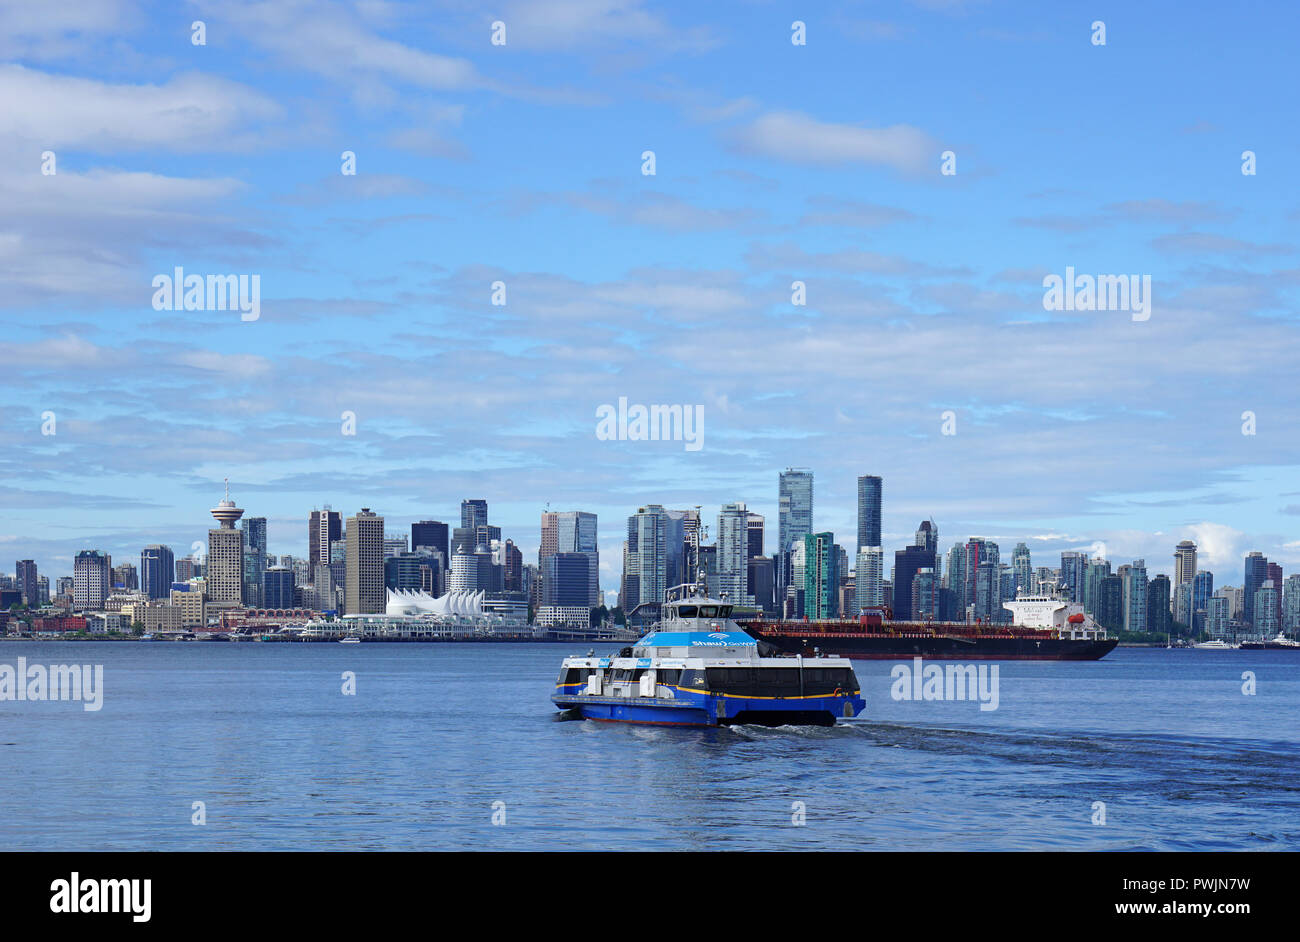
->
[1097, 575, 1124, 631]
[263, 566, 295, 609]
[1254, 580, 1280, 634]
[894, 530, 937, 621]
[169, 585, 206, 627]
[207, 483, 246, 609]
[803, 532, 839, 619]
[1012, 543, 1031, 600]
[1243, 552, 1268, 626]
[1174, 540, 1198, 588]
[384, 553, 425, 593]
[855, 546, 884, 611]
[1205, 595, 1230, 638]
[140, 545, 175, 600]
[15, 559, 37, 607]
[1284, 574, 1300, 632]
[73, 551, 112, 611]
[1266, 562, 1284, 630]
[912, 567, 939, 621]
[747, 556, 775, 614]
[344, 508, 384, 615]
[1191, 570, 1214, 631]
[411, 520, 450, 561]
[544, 552, 590, 607]
[778, 469, 814, 599]
[112, 562, 138, 591]
[1060, 551, 1087, 602]
[625, 504, 670, 612]
[1147, 574, 1172, 635]
[309, 507, 342, 567]
[716, 502, 752, 606]
[856, 475, 882, 553]
[552, 511, 599, 606]
[242, 516, 267, 608]
[1123, 560, 1149, 633]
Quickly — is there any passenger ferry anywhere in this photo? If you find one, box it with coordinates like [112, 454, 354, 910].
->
[552, 575, 866, 727]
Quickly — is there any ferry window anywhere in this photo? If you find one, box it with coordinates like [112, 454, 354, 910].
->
[699, 606, 718, 618]
[678, 605, 698, 618]
[718, 605, 732, 617]
[657, 669, 681, 685]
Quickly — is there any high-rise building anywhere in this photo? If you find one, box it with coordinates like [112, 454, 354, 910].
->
[778, 469, 813, 598]
[1123, 560, 1149, 633]
[263, 566, 295, 608]
[716, 502, 752, 606]
[241, 516, 267, 608]
[449, 545, 478, 592]
[344, 508, 384, 614]
[748, 556, 775, 614]
[625, 505, 670, 612]
[1243, 552, 1268, 626]
[912, 567, 939, 621]
[944, 543, 966, 608]
[1082, 558, 1111, 615]
[539, 512, 558, 568]
[1097, 575, 1124, 631]
[112, 563, 138, 591]
[411, 520, 450, 561]
[544, 552, 590, 607]
[803, 532, 839, 619]
[207, 482, 245, 609]
[1266, 562, 1284, 630]
[914, 520, 938, 556]
[1060, 551, 1087, 602]
[461, 499, 488, 533]
[746, 512, 765, 562]
[73, 550, 112, 611]
[1253, 580, 1280, 634]
[554, 511, 599, 606]
[855, 547, 884, 611]
[15, 559, 37, 607]
[175, 555, 197, 583]
[1205, 595, 1230, 639]
[1012, 543, 1032, 600]
[894, 527, 938, 621]
[383, 536, 409, 559]
[1282, 574, 1300, 632]
[963, 539, 1000, 622]
[1147, 574, 1172, 635]
[856, 475, 882, 553]
[1174, 540, 1198, 588]
[140, 545, 175, 600]
[309, 508, 342, 567]
[503, 539, 523, 592]
[1191, 570, 1214, 631]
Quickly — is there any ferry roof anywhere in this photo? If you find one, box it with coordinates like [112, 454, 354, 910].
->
[637, 631, 757, 647]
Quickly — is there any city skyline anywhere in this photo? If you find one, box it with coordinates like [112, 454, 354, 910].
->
[2, 3, 1298, 599]
[8, 471, 1281, 602]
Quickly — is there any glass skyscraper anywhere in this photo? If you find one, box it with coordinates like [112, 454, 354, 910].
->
[856, 475, 882, 553]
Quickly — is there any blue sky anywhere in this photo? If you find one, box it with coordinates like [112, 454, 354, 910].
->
[2, 0, 1299, 598]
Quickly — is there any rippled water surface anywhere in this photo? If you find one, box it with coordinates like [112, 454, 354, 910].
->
[1, 642, 1296, 850]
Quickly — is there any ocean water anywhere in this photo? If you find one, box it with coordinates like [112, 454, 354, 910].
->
[1, 641, 1296, 851]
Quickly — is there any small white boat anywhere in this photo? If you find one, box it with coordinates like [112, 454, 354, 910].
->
[338, 636, 361, 644]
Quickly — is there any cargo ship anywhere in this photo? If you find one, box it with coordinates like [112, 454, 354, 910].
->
[741, 587, 1118, 661]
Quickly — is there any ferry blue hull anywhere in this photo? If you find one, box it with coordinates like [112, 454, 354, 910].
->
[553, 686, 864, 728]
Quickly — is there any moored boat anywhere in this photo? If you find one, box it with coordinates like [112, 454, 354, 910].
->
[552, 575, 866, 727]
